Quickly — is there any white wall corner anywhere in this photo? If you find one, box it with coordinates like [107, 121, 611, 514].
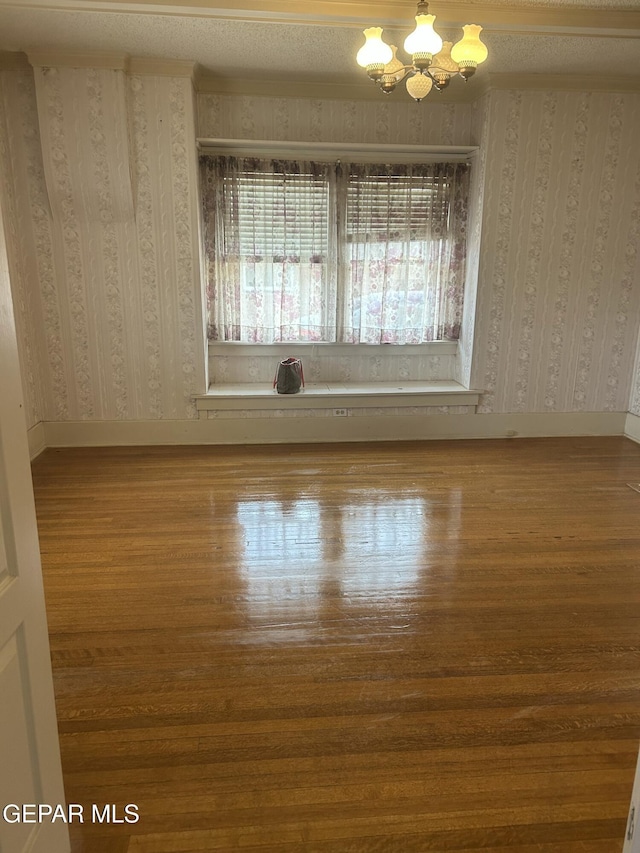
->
[27, 421, 46, 460]
[187, 81, 208, 398]
[628, 325, 640, 417]
[625, 412, 640, 445]
[466, 96, 493, 394]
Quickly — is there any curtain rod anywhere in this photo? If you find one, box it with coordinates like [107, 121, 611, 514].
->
[197, 138, 478, 164]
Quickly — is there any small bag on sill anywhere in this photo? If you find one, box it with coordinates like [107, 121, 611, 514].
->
[274, 357, 304, 394]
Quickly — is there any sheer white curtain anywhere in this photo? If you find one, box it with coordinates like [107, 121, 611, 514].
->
[201, 155, 469, 343]
[339, 162, 469, 343]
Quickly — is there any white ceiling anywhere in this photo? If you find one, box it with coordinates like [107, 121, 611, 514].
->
[0, 0, 638, 94]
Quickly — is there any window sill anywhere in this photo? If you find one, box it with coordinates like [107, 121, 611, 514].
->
[208, 342, 458, 357]
[195, 381, 480, 413]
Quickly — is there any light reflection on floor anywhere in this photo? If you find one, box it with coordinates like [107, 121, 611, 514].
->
[235, 492, 452, 620]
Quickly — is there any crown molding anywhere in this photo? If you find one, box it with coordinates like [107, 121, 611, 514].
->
[27, 50, 128, 69]
[24, 50, 195, 78]
[488, 72, 640, 93]
[4, 0, 640, 36]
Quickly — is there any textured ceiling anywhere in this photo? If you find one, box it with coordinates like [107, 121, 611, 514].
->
[0, 4, 638, 86]
[459, 0, 639, 5]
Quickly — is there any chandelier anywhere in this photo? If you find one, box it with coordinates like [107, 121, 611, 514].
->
[356, 1, 488, 101]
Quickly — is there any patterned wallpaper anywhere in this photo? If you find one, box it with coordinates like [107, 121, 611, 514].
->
[631, 336, 640, 416]
[470, 89, 640, 414]
[0, 62, 204, 427]
[210, 351, 457, 385]
[199, 90, 640, 417]
[197, 93, 473, 146]
[3, 75, 640, 430]
[126, 73, 203, 421]
[0, 62, 53, 429]
[197, 92, 473, 391]
[34, 65, 137, 421]
[456, 93, 490, 391]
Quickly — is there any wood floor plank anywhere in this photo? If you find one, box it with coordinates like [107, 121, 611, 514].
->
[31, 437, 640, 852]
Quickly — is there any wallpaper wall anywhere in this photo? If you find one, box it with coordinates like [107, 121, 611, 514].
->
[456, 93, 490, 391]
[470, 89, 640, 414]
[4, 75, 640, 432]
[198, 89, 640, 417]
[630, 337, 640, 417]
[0, 61, 204, 427]
[197, 93, 473, 145]
[196, 92, 475, 389]
[0, 61, 52, 429]
[210, 351, 457, 385]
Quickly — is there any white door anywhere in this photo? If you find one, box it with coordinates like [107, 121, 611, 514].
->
[0, 194, 69, 850]
[624, 747, 640, 853]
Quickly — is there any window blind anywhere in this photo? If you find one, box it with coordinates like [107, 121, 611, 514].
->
[201, 154, 469, 344]
[345, 169, 452, 243]
[219, 161, 331, 260]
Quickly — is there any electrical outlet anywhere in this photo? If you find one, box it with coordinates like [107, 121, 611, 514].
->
[333, 408, 348, 417]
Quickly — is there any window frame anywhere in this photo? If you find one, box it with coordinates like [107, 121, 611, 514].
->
[198, 139, 478, 350]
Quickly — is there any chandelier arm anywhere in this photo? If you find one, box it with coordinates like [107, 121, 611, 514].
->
[389, 65, 463, 81]
[429, 64, 460, 75]
[374, 65, 419, 87]
[390, 65, 419, 84]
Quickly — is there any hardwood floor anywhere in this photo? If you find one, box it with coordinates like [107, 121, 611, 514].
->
[31, 437, 640, 852]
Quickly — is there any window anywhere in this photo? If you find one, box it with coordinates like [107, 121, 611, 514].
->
[201, 155, 469, 345]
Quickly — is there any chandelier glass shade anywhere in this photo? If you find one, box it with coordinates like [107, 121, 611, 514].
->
[356, 1, 488, 101]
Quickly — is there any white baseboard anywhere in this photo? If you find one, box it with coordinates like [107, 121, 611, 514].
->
[624, 411, 640, 444]
[27, 421, 46, 459]
[39, 411, 627, 448]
